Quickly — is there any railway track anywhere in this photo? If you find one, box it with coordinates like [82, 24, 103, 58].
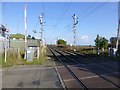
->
[60, 49, 120, 74]
[49, 47, 88, 90]
[48, 46, 120, 89]
[55, 46, 120, 72]
[55, 47, 120, 88]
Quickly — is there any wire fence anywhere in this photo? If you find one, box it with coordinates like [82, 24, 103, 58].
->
[0, 39, 40, 61]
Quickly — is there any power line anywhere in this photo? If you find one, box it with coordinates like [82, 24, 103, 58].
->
[57, 23, 72, 37]
[56, 3, 95, 39]
[55, 2, 68, 26]
[42, 0, 45, 14]
[57, 2, 71, 26]
[60, 29, 73, 38]
[78, 2, 109, 23]
[55, 2, 71, 34]
[56, 2, 106, 39]
[78, 3, 96, 16]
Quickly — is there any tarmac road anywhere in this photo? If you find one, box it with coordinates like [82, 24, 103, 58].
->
[2, 65, 62, 88]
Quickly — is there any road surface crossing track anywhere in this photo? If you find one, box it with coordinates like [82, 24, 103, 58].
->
[62, 50, 120, 72]
[62, 50, 120, 76]
[49, 47, 88, 90]
[50, 46, 120, 89]
[59, 49, 120, 76]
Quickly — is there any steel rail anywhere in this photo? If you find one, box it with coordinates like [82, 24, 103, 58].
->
[49, 47, 88, 90]
[51, 46, 120, 88]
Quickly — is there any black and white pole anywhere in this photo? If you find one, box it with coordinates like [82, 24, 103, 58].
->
[39, 14, 43, 44]
[73, 14, 78, 51]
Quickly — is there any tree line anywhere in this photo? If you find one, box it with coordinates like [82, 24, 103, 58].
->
[57, 35, 120, 55]
[10, 34, 36, 40]
[94, 34, 120, 55]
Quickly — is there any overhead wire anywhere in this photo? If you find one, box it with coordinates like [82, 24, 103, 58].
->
[58, 1, 110, 40]
[55, 1, 71, 34]
[78, 2, 110, 23]
[56, 2, 96, 38]
[55, 2, 68, 26]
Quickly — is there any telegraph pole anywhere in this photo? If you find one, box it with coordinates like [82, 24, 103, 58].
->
[73, 14, 78, 49]
[24, 4, 27, 59]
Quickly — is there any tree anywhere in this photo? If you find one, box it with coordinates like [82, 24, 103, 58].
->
[10, 34, 25, 39]
[57, 39, 67, 45]
[94, 35, 101, 48]
[100, 37, 108, 49]
[94, 35, 108, 54]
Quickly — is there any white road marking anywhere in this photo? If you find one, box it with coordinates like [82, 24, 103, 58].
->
[64, 71, 120, 82]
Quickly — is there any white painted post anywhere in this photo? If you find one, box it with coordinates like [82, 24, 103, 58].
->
[37, 47, 40, 60]
[18, 47, 20, 60]
[4, 33, 7, 63]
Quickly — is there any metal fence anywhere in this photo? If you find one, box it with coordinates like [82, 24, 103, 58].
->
[10, 39, 40, 48]
[0, 39, 40, 55]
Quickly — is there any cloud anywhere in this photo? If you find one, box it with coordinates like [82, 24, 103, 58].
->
[79, 35, 89, 43]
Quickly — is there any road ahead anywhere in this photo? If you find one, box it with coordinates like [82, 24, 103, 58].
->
[2, 65, 62, 88]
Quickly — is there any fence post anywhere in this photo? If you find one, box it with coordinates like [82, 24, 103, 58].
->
[4, 33, 7, 63]
[37, 47, 40, 60]
[18, 47, 20, 60]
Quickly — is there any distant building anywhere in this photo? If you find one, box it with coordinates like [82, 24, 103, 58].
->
[0, 24, 6, 37]
[0, 25, 6, 54]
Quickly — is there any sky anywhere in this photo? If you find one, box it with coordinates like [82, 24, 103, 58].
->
[1, 2, 119, 45]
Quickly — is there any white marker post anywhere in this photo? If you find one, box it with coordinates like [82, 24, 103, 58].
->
[5, 32, 7, 63]
[24, 4, 27, 60]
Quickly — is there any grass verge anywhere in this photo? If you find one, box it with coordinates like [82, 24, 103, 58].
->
[1, 46, 46, 67]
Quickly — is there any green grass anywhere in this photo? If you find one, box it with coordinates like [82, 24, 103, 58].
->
[1, 50, 26, 67]
[0, 54, 3, 67]
[77, 48, 120, 61]
[1, 46, 47, 67]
